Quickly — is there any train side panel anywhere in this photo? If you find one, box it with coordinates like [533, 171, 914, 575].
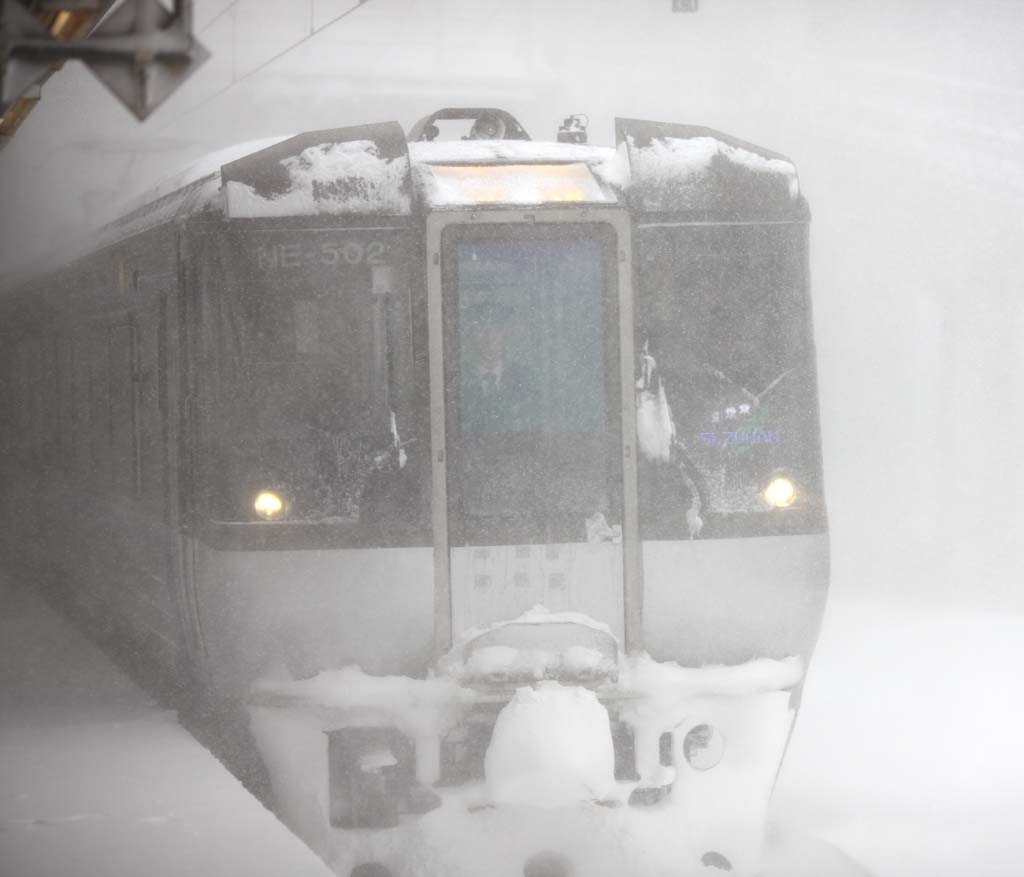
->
[0, 224, 194, 686]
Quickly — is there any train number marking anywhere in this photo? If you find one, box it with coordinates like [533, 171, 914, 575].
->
[256, 241, 387, 270]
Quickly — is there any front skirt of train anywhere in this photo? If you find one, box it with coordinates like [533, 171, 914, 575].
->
[246, 607, 808, 877]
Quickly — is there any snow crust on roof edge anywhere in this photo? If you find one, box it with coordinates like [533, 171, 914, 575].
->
[114, 138, 615, 227]
[104, 173, 221, 240]
[0, 173, 223, 294]
[120, 136, 292, 216]
[120, 136, 616, 221]
[225, 139, 412, 218]
[625, 134, 800, 210]
[634, 134, 797, 179]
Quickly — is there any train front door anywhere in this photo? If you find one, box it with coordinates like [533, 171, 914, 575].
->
[427, 212, 641, 652]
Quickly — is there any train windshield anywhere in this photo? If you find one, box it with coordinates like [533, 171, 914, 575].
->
[196, 229, 410, 524]
[636, 223, 825, 538]
[443, 224, 622, 546]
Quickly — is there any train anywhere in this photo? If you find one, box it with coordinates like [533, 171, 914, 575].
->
[0, 108, 833, 876]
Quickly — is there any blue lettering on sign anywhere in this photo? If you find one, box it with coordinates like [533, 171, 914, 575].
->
[697, 430, 781, 447]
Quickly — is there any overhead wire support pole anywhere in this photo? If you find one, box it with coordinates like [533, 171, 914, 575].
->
[7, 1, 191, 62]
[1, 0, 208, 121]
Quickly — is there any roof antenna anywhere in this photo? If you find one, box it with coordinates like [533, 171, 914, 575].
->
[557, 114, 588, 144]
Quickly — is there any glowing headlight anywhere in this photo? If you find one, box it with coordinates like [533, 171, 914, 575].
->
[682, 724, 725, 771]
[763, 476, 797, 508]
[253, 490, 285, 521]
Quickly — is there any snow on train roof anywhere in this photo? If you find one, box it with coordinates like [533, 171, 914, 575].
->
[94, 137, 293, 247]
[224, 138, 621, 216]
[224, 139, 413, 218]
[123, 135, 291, 211]
[105, 126, 798, 239]
[119, 136, 621, 227]
[623, 134, 799, 211]
[631, 135, 796, 182]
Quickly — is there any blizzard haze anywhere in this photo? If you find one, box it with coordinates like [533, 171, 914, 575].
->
[1, 1, 1022, 876]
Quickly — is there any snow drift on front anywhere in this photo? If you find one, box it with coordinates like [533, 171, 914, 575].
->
[247, 605, 838, 877]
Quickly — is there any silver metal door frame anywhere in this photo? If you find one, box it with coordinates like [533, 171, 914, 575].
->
[425, 208, 641, 656]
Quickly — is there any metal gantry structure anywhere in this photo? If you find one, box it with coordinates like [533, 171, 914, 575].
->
[0, 0, 208, 149]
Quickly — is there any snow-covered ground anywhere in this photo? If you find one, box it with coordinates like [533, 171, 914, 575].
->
[771, 577, 1024, 877]
[246, 583, 1024, 877]
[0, 572, 334, 877]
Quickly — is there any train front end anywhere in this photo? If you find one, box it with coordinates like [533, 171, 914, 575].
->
[188, 113, 830, 876]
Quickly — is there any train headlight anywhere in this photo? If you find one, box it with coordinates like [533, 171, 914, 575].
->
[763, 476, 797, 508]
[253, 490, 286, 521]
[682, 724, 725, 771]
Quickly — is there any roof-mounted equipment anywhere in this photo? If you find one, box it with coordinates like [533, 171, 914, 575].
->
[408, 107, 530, 143]
[557, 114, 588, 144]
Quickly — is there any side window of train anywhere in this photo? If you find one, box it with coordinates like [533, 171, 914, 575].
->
[70, 330, 92, 477]
[57, 332, 75, 470]
[9, 340, 33, 451]
[108, 323, 137, 496]
[0, 334, 10, 457]
[8, 331, 61, 471]
[2, 334, 48, 465]
[135, 302, 165, 512]
[70, 320, 140, 495]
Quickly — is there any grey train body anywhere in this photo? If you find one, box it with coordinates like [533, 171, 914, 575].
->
[0, 110, 830, 876]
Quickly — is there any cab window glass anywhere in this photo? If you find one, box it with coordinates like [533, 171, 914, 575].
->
[637, 223, 825, 537]
[444, 227, 621, 545]
[195, 230, 416, 526]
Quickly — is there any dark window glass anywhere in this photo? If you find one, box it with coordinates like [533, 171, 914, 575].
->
[195, 229, 418, 527]
[136, 304, 165, 510]
[106, 323, 137, 495]
[636, 223, 825, 538]
[443, 225, 621, 546]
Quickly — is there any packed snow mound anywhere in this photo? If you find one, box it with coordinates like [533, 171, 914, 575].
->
[458, 643, 617, 683]
[636, 135, 796, 179]
[591, 141, 631, 189]
[453, 605, 616, 646]
[225, 140, 411, 217]
[251, 665, 461, 739]
[441, 605, 619, 683]
[618, 653, 804, 730]
[485, 682, 616, 807]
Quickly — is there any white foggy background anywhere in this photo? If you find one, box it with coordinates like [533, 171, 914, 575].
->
[1, 1, 1021, 874]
